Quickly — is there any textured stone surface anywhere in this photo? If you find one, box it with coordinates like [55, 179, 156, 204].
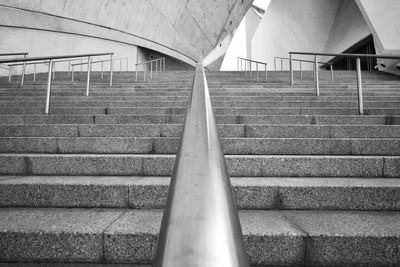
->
[239, 210, 306, 266]
[226, 155, 385, 177]
[28, 155, 143, 176]
[104, 210, 161, 264]
[0, 176, 139, 208]
[285, 210, 400, 266]
[0, 208, 124, 262]
[384, 157, 400, 178]
[0, 155, 27, 175]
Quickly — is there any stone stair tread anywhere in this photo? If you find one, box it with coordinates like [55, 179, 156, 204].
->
[0, 176, 399, 210]
[0, 208, 399, 265]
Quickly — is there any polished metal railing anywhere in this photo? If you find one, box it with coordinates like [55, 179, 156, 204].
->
[0, 52, 114, 114]
[135, 57, 165, 82]
[274, 56, 334, 81]
[71, 57, 128, 80]
[154, 64, 249, 267]
[0, 53, 28, 85]
[289, 52, 400, 115]
[237, 57, 267, 81]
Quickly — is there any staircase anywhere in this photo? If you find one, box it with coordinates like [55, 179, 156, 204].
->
[0, 70, 399, 266]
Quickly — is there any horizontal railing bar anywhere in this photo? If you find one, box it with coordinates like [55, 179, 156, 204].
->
[72, 57, 128, 66]
[8, 60, 50, 67]
[0, 53, 28, 57]
[0, 52, 114, 64]
[136, 57, 165, 66]
[275, 56, 332, 65]
[238, 57, 267, 65]
[290, 51, 400, 60]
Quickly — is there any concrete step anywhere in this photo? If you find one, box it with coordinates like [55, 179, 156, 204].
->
[1, 154, 398, 177]
[1, 100, 400, 109]
[1, 114, 399, 125]
[1, 137, 399, 156]
[1, 176, 399, 211]
[1, 124, 399, 138]
[1, 107, 400, 115]
[2, 95, 400, 102]
[0, 208, 399, 266]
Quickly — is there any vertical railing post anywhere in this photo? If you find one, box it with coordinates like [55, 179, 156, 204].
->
[101, 61, 104, 80]
[155, 60, 158, 76]
[71, 65, 74, 81]
[265, 63, 268, 81]
[135, 64, 138, 81]
[110, 54, 113, 86]
[289, 54, 293, 86]
[86, 56, 92, 97]
[330, 64, 334, 82]
[45, 60, 53, 114]
[163, 58, 166, 71]
[314, 55, 320, 96]
[126, 58, 129, 71]
[274, 57, 277, 71]
[120, 58, 122, 72]
[21, 54, 27, 87]
[144, 64, 147, 82]
[237, 57, 239, 71]
[150, 61, 153, 80]
[300, 61, 303, 80]
[8, 66, 12, 83]
[256, 63, 259, 81]
[33, 64, 36, 82]
[250, 61, 252, 80]
[52, 62, 56, 81]
[68, 60, 71, 75]
[281, 58, 283, 71]
[356, 57, 363, 115]
[80, 58, 83, 74]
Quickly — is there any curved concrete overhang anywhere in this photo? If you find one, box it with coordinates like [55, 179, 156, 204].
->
[0, 0, 253, 68]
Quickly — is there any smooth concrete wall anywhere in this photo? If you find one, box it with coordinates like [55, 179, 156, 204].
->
[245, 8, 262, 60]
[356, 0, 400, 74]
[0, 26, 140, 77]
[324, 0, 371, 56]
[0, 0, 252, 69]
[251, 0, 341, 70]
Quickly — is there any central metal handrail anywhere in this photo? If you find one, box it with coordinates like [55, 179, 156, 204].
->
[274, 56, 334, 81]
[135, 57, 165, 82]
[0, 52, 114, 114]
[237, 57, 267, 81]
[154, 64, 249, 267]
[289, 51, 400, 115]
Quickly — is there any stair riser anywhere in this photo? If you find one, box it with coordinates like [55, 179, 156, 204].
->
[1, 138, 399, 155]
[1, 178, 398, 211]
[0, 155, 398, 177]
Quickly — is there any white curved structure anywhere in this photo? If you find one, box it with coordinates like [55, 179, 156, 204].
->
[0, 0, 253, 70]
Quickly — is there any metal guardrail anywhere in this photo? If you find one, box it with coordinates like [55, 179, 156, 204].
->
[238, 57, 267, 81]
[154, 64, 249, 267]
[135, 57, 165, 82]
[274, 56, 334, 81]
[289, 52, 400, 115]
[0, 52, 114, 114]
[72, 57, 128, 80]
[0, 53, 28, 85]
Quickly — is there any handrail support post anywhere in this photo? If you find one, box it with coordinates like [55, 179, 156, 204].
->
[86, 56, 92, 97]
[21, 54, 27, 87]
[289, 53, 293, 86]
[110, 54, 113, 86]
[356, 57, 364, 115]
[45, 60, 53, 114]
[314, 55, 320, 96]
